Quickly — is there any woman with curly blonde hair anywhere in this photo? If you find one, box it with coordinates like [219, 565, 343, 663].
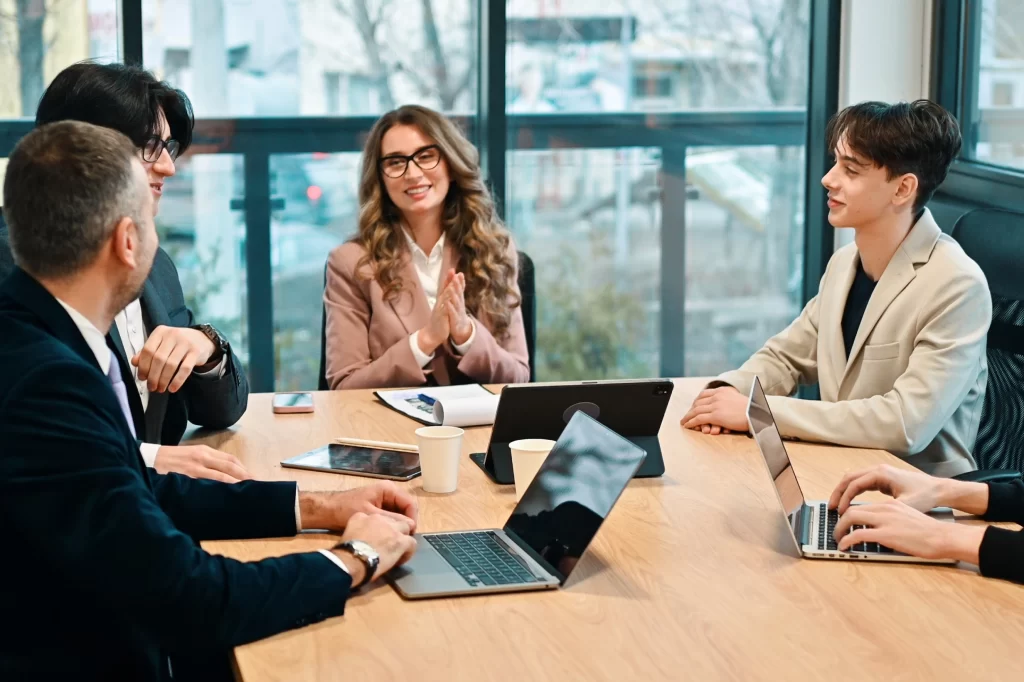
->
[323, 105, 530, 389]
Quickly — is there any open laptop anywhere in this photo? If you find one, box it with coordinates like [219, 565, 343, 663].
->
[389, 411, 646, 599]
[470, 379, 672, 483]
[746, 377, 956, 563]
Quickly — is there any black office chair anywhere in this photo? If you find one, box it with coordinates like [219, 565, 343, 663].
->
[317, 251, 537, 389]
[949, 207, 1024, 483]
[318, 261, 330, 391]
[518, 250, 537, 382]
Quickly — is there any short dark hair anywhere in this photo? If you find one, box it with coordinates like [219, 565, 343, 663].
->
[36, 61, 194, 154]
[4, 121, 144, 279]
[825, 100, 962, 212]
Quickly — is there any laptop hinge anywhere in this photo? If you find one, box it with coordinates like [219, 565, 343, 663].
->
[502, 527, 564, 584]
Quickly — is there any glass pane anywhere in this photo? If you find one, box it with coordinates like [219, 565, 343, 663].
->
[270, 152, 362, 391]
[683, 146, 805, 375]
[968, 0, 1024, 170]
[507, 148, 661, 380]
[506, 0, 810, 113]
[506, 0, 810, 380]
[157, 153, 250, 372]
[0, 0, 120, 119]
[143, 0, 477, 117]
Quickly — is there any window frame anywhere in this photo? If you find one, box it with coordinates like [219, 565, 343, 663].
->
[0, 0, 840, 390]
[932, 0, 1024, 211]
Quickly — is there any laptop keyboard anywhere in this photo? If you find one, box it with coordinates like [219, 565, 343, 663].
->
[426, 531, 541, 587]
[817, 505, 895, 554]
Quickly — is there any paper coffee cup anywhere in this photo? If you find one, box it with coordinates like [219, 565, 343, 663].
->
[509, 439, 556, 501]
[415, 426, 465, 493]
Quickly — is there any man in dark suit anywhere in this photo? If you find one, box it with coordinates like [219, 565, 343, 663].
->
[0, 62, 253, 482]
[0, 121, 418, 680]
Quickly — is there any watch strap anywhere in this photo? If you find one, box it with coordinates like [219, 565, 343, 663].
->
[191, 323, 228, 363]
[332, 541, 378, 589]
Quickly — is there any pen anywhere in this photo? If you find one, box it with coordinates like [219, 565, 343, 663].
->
[417, 393, 436, 406]
[334, 437, 418, 453]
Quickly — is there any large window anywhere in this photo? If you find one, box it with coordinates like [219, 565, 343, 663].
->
[142, 0, 475, 118]
[505, 0, 809, 380]
[140, 0, 478, 388]
[0, 0, 826, 391]
[965, 0, 1024, 171]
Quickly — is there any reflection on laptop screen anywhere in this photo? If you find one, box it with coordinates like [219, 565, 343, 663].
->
[504, 412, 645, 581]
[747, 378, 807, 543]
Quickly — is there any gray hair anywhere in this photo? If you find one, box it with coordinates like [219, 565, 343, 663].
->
[3, 120, 146, 279]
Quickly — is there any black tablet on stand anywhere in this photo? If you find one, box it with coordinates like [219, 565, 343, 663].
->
[470, 379, 674, 484]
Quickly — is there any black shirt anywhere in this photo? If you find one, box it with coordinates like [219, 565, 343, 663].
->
[980, 480, 1024, 584]
[841, 261, 877, 359]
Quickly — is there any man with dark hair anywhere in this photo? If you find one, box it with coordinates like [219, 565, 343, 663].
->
[0, 61, 251, 482]
[0, 120, 418, 680]
[682, 100, 991, 477]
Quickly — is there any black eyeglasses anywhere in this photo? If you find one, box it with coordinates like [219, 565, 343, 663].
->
[379, 145, 442, 179]
[142, 136, 181, 163]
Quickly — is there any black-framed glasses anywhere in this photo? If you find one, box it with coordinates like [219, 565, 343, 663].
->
[379, 145, 442, 178]
[142, 136, 181, 163]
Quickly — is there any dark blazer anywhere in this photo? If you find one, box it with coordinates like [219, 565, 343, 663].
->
[120, 247, 250, 444]
[0, 268, 350, 681]
[0, 211, 248, 445]
[0, 213, 13, 283]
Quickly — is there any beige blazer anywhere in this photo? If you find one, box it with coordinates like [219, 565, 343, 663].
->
[324, 240, 531, 390]
[715, 209, 991, 477]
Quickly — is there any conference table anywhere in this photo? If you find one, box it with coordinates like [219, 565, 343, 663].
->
[187, 379, 1024, 682]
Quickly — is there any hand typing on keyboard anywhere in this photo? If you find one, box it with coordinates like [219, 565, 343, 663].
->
[828, 464, 951, 514]
[832, 499, 974, 561]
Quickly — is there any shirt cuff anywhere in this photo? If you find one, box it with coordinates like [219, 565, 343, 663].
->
[318, 549, 352, 575]
[140, 442, 161, 468]
[194, 354, 228, 379]
[294, 484, 302, 532]
[409, 332, 435, 368]
[452, 320, 477, 356]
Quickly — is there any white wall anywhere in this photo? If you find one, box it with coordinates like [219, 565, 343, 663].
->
[833, 0, 933, 247]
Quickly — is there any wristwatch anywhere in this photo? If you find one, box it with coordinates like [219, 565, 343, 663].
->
[333, 540, 380, 589]
[191, 323, 229, 365]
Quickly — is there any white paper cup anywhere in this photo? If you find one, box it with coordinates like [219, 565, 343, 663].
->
[509, 439, 556, 501]
[415, 426, 465, 493]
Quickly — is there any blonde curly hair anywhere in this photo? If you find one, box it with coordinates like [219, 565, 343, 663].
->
[354, 105, 520, 340]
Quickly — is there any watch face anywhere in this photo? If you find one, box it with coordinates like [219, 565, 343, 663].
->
[349, 540, 379, 560]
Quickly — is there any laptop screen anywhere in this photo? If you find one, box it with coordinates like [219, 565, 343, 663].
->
[503, 411, 646, 583]
[746, 377, 807, 551]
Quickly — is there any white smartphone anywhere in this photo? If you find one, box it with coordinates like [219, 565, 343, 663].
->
[272, 392, 314, 414]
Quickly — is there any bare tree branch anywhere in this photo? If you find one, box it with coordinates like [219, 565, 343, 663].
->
[341, 0, 396, 109]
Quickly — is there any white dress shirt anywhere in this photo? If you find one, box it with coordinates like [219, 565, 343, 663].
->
[113, 299, 226, 467]
[55, 298, 348, 577]
[403, 229, 476, 367]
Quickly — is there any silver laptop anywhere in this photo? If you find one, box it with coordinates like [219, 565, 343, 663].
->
[746, 377, 956, 563]
[389, 411, 646, 599]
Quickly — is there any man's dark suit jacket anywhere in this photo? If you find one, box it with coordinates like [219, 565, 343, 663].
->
[0, 268, 350, 680]
[0, 211, 248, 445]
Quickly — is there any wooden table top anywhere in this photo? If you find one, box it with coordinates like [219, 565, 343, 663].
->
[189, 379, 1024, 682]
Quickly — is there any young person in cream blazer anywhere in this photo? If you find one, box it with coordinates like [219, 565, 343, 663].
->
[682, 100, 991, 478]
